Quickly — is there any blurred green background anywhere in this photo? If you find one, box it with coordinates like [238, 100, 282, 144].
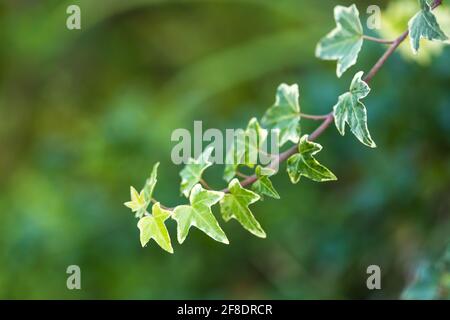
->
[0, 0, 449, 299]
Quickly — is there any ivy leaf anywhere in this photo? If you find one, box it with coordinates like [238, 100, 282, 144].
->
[142, 162, 159, 206]
[220, 179, 265, 238]
[137, 202, 173, 253]
[287, 135, 337, 183]
[333, 71, 376, 148]
[124, 186, 146, 217]
[408, 0, 448, 54]
[223, 118, 268, 182]
[251, 166, 280, 200]
[261, 83, 301, 146]
[172, 184, 228, 244]
[124, 162, 160, 218]
[315, 4, 364, 78]
[180, 146, 213, 198]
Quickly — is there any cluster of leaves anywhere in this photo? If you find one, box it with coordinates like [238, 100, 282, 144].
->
[125, 1, 448, 253]
[315, 1, 448, 77]
[125, 83, 336, 253]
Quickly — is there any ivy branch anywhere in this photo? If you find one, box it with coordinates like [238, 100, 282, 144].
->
[125, 0, 448, 253]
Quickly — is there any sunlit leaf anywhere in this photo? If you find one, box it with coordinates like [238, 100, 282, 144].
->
[124, 186, 146, 217]
[137, 202, 173, 253]
[124, 162, 160, 218]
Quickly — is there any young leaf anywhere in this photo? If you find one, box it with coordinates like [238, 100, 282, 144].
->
[143, 162, 159, 202]
[172, 184, 228, 244]
[137, 202, 173, 253]
[315, 4, 364, 78]
[124, 162, 160, 218]
[124, 186, 146, 217]
[408, 0, 448, 54]
[333, 71, 376, 148]
[287, 135, 337, 183]
[251, 165, 280, 200]
[180, 146, 214, 197]
[223, 118, 268, 182]
[261, 83, 301, 146]
[220, 179, 265, 238]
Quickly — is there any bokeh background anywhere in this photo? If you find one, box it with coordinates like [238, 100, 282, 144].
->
[0, 0, 449, 299]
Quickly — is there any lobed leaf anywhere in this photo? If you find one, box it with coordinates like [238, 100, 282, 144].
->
[315, 4, 364, 77]
[172, 184, 228, 244]
[180, 146, 214, 197]
[137, 202, 173, 253]
[223, 118, 268, 182]
[251, 165, 280, 200]
[408, 0, 448, 54]
[333, 71, 376, 148]
[287, 135, 337, 183]
[220, 179, 265, 238]
[261, 83, 301, 146]
[124, 162, 160, 218]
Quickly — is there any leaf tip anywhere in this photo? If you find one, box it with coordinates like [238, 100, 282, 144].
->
[258, 231, 267, 239]
[166, 247, 174, 254]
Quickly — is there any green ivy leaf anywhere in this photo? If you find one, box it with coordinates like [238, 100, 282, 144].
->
[180, 146, 213, 198]
[315, 4, 364, 78]
[287, 135, 337, 183]
[142, 162, 159, 205]
[172, 184, 228, 244]
[408, 0, 448, 54]
[223, 118, 268, 182]
[261, 83, 301, 146]
[124, 162, 159, 218]
[220, 179, 265, 238]
[251, 165, 280, 200]
[333, 71, 376, 148]
[124, 186, 146, 217]
[137, 202, 173, 253]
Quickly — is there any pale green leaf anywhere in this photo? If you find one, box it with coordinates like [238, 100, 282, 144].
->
[223, 118, 268, 182]
[408, 0, 448, 54]
[287, 135, 337, 183]
[315, 4, 364, 77]
[124, 186, 146, 217]
[220, 179, 265, 238]
[333, 71, 376, 148]
[142, 162, 159, 204]
[137, 202, 173, 253]
[261, 83, 301, 146]
[172, 184, 228, 244]
[180, 146, 213, 197]
[124, 162, 160, 218]
[251, 165, 280, 200]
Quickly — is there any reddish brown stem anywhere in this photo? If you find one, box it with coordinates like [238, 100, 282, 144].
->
[363, 35, 395, 44]
[204, 0, 444, 197]
[300, 113, 330, 120]
[364, 0, 442, 83]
